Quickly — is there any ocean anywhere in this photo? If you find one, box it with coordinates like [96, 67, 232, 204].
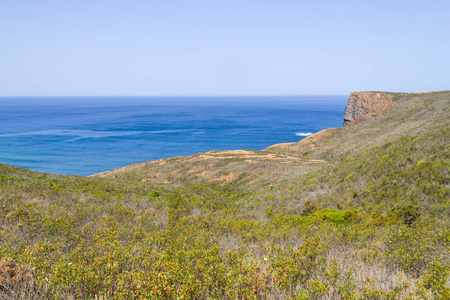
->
[0, 96, 347, 176]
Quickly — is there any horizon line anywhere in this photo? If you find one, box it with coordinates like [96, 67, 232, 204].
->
[1, 90, 446, 98]
[0, 94, 350, 98]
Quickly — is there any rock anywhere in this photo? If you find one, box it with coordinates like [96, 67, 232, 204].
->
[343, 92, 395, 126]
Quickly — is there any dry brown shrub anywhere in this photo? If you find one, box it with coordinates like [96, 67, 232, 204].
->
[5, 206, 28, 223]
[0, 257, 43, 299]
[143, 207, 156, 217]
[0, 257, 32, 286]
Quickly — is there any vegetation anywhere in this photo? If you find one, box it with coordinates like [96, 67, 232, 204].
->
[1, 91, 449, 299]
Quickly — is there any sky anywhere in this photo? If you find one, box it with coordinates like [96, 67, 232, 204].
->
[1, 0, 449, 96]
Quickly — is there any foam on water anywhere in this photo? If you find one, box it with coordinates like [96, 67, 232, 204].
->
[0, 129, 142, 138]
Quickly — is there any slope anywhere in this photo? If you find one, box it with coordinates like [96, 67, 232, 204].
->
[1, 90, 449, 299]
[93, 91, 450, 189]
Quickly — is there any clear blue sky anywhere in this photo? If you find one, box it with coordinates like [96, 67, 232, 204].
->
[1, 0, 449, 96]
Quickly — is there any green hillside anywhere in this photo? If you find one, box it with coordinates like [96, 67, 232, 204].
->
[1, 91, 449, 299]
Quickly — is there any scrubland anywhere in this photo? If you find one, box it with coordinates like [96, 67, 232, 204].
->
[1, 91, 449, 299]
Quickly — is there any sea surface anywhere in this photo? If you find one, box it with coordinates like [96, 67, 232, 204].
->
[0, 96, 347, 176]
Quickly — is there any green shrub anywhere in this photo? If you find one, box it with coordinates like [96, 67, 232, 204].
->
[420, 261, 450, 299]
[393, 203, 421, 226]
[306, 208, 357, 226]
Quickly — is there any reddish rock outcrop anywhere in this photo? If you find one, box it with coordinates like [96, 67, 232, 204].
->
[343, 92, 395, 126]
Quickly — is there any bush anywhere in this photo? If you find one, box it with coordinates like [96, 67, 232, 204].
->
[393, 203, 421, 226]
[0, 257, 44, 299]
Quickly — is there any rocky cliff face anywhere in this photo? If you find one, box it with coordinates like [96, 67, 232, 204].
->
[343, 92, 395, 126]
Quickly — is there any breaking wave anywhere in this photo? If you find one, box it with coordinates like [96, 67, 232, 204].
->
[295, 132, 313, 137]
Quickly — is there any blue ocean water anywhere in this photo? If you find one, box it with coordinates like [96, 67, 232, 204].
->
[0, 96, 347, 176]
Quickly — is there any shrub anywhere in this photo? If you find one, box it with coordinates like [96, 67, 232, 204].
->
[393, 203, 421, 226]
[306, 208, 357, 226]
[0, 257, 43, 299]
[420, 261, 450, 300]
[301, 200, 318, 216]
[386, 223, 438, 277]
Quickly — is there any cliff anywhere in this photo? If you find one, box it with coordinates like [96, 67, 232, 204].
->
[343, 92, 395, 126]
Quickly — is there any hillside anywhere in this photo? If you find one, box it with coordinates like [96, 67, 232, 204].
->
[93, 91, 450, 188]
[267, 91, 449, 159]
[1, 91, 449, 299]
